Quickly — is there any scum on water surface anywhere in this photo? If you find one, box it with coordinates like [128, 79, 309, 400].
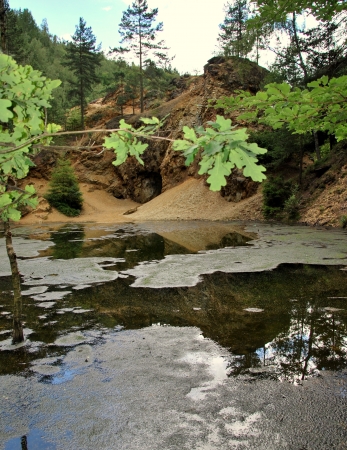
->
[1, 221, 347, 448]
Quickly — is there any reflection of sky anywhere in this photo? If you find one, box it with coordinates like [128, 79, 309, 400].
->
[253, 307, 347, 381]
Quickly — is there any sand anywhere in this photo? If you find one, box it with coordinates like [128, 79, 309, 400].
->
[19, 177, 264, 225]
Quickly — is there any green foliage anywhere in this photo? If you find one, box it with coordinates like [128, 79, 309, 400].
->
[283, 184, 301, 221]
[218, 0, 253, 58]
[64, 17, 102, 129]
[172, 115, 266, 191]
[111, 0, 169, 112]
[262, 177, 293, 219]
[104, 116, 165, 166]
[216, 76, 347, 142]
[1, 56, 268, 223]
[4, 8, 75, 125]
[0, 54, 61, 222]
[252, 0, 346, 24]
[249, 128, 311, 168]
[105, 115, 267, 192]
[65, 107, 83, 131]
[340, 215, 347, 229]
[45, 159, 83, 217]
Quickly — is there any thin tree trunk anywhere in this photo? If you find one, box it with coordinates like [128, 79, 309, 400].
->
[139, 28, 144, 112]
[4, 220, 24, 344]
[301, 317, 314, 380]
[0, 0, 8, 54]
[292, 12, 308, 82]
[329, 134, 334, 152]
[312, 131, 321, 160]
[299, 138, 304, 186]
[80, 84, 85, 130]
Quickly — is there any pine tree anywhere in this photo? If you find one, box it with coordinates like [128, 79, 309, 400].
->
[218, 0, 252, 58]
[45, 159, 83, 217]
[64, 17, 101, 129]
[111, 0, 168, 112]
[0, 0, 9, 52]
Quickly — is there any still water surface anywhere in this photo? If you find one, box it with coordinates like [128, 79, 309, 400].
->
[1, 221, 347, 383]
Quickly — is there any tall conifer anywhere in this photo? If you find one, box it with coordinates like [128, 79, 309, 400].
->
[218, 0, 252, 58]
[0, 0, 9, 52]
[111, 0, 167, 112]
[64, 17, 101, 129]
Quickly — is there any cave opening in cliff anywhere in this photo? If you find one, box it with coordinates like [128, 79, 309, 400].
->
[140, 171, 162, 203]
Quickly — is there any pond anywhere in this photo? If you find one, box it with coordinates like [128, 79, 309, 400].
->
[1, 221, 347, 449]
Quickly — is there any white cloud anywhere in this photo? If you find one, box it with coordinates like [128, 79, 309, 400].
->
[109, 0, 230, 73]
[102, 6, 112, 11]
[145, 0, 226, 73]
[61, 33, 72, 42]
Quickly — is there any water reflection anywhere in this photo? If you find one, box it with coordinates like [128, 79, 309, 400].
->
[232, 303, 347, 382]
[4, 429, 56, 450]
[0, 223, 347, 383]
[206, 232, 252, 250]
[51, 224, 85, 259]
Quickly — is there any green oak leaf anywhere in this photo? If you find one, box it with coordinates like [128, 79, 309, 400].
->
[140, 117, 160, 125]
[173, 140, 193, 151]
[206, 155, 233, 191]
[25, 184, 36, 194]
[215, 115, 232, 131]
[0, 99, 13, 122]
[7, 207, 21, 221]
[183, 126, 197, 142]
[0, 193, 12, 208]
[243, 162, 266, 182]
[112, 141, 129, 166]
[203, 140, 223, 155]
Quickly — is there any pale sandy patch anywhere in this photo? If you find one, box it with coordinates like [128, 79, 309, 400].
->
[20, 177, 263, 225]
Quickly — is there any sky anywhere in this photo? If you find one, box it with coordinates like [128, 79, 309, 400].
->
[9, 0, 233, 74]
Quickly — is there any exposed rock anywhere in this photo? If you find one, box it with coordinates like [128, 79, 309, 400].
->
[221, 172, 258, 202]
[30, 57, 268, 206]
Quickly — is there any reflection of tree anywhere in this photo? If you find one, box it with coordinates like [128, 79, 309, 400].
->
[51, 225, 85, 259]
[270, 303, 317, 380]
[4, 221, 24, 343]
[21, 436, 28, 450]
[206, 232, 251, 250]
[265, 304, 347, 380]
[313, 310, 347, 371]
[227, 352, 261, 376]
[226, 301, 347, 381]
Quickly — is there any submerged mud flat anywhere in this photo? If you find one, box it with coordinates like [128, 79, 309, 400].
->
[2, 326, 347, 450]
[1, 221, 347, 448]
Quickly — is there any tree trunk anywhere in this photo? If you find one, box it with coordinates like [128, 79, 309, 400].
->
[292, 12, 308, 82]
[139, 17, 144, 113]
[80, 85, 85, 130]
[312, 131, 321, 160]
[4, 221, 24, 344]
[0, 0, 8, 54]
[299, 138, 304, 186]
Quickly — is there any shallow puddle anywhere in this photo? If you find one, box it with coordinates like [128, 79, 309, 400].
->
[0, 221, 347, 384]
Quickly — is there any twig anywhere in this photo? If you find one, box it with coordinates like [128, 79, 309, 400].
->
[0, 128, 175, 155]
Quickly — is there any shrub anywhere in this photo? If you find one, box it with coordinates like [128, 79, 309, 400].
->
[340, 215, 347, 229]
[262, 177, 293, 219]
[283, 185, 301, 221]
[45, 159, 83, 217]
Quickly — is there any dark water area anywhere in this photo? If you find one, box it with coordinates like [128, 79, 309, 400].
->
[1, 222, 347, 383]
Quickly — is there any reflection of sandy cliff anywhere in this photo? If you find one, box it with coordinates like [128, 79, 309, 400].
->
[146, 221, 256, 252]
[29, 222, 255, 263]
